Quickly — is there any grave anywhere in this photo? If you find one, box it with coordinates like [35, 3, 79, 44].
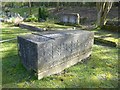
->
[17, 30, 94, 79]
[60, 13, 80, 25]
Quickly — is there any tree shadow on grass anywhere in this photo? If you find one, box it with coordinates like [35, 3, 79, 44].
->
[2, 41, 37, 87]
[2, 54, 37, 85]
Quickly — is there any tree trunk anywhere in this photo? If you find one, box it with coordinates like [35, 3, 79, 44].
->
[28, 0, 32, 15]
[56, 0, 59, 11]
[96, 2, 113, 27]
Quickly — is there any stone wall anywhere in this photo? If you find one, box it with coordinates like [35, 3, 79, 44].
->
[60, 13, 80, 25]
[17, 30, 94, 79]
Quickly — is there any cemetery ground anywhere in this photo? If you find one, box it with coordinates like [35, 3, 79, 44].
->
[1, 22, 118, 88]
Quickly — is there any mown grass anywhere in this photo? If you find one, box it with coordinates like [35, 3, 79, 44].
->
[1, 23, 118, 88]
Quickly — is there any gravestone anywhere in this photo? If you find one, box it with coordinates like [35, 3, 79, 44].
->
[17, 30, 94, 79]
[60, 13, 80, 25]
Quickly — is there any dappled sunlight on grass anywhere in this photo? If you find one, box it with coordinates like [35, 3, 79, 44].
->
[104, 37, 118, 42]
[1, 41, 17, 58]
[2, 23, 32, 40]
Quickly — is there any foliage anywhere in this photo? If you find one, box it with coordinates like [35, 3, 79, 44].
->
[24, 14, 38, 22]
[2, 2, 97, 8]
[38, 6, 49, 22]
[10, 7, 38, 17]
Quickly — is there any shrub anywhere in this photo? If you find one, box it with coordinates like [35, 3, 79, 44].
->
[38, 6, 49, 22]
[24, 14, 37, 22]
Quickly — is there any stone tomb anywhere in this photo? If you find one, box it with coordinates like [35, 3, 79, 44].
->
[17, 30, 94, 79]
[60, 13, 80, 25]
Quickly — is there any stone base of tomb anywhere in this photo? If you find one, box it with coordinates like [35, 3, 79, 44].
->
[37, 48, 91, 80]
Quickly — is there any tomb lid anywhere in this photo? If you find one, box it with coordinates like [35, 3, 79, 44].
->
[18, 30, 93, 44]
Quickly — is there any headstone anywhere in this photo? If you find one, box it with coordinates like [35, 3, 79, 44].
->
[60, 13, 80, 25]
[17, 30, 94, 79]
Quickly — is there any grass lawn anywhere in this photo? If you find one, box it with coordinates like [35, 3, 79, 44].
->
[91, 28, 119, 46]
[1, 23, 118, 88]
[1, 23, 33, 40]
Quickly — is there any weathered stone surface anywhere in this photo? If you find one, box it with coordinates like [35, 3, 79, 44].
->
[17, 30, 94, 79]
[60, 13, 80, 25]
